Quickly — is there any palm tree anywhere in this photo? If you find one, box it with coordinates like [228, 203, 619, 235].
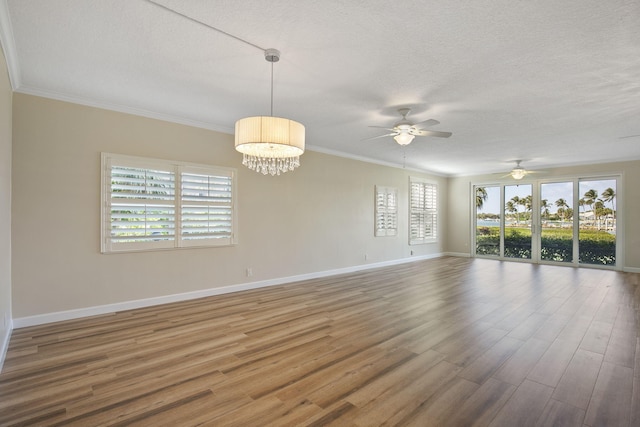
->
[583, 188, 597, 211]
[594, 200, 605, 230]
[555, 198, 568, 210]
[520, 195, 532, 225]
[476, 187, 488, 210]
[556, 198, 573, 226]
[555, 198, 567, 224]
[583, 189, 598, 228]
[523, 195, 532, 213]
[564, 208, 573, 223]
[601, 187, 616, 227]
[505, 200, 517, 224]
[540, 199, 550, 222]
[511, 196, 523, 225]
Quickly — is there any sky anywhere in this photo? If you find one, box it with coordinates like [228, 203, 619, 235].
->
[477, 179, 616, 214]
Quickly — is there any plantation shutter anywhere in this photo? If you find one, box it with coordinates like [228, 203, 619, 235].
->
[180, 167, 235, 246]
[409, 178, 437, 244]
[375, 186, 398, 236]
[102, 153, 237, 253]
[106, 162, 176, 251]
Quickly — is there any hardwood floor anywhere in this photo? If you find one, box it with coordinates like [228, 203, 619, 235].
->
[1, 257, 639, 426]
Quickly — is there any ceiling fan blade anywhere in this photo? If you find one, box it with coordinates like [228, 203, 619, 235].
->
[368, 125, 396, 131]
[361, 132, 398, 141]
[415, 130, 452, 138]
[413, 118, 440, 127]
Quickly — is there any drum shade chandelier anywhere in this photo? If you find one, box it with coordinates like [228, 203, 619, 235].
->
[234, 49, 305, 175]
[145, 0, 304, 176]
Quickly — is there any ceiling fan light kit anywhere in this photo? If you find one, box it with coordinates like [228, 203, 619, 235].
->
[509, 160, 527, 180]
[393, 131, 415, 145]
[510, 167, 526, 180]
[367, 108, 451, 146]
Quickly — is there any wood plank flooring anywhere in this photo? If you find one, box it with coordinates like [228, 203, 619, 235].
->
[1, 257, 639, 426]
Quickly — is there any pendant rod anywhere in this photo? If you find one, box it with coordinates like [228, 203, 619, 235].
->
[144, 0, 266, 52]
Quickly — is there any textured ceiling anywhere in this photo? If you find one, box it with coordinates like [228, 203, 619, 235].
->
[2, 0, 639, 176]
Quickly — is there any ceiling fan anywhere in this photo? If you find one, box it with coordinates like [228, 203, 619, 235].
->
[502, 160, 541, 180]
[365, 108, 452, 145]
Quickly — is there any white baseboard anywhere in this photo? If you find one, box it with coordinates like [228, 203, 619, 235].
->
[0, 318, 13, 373]
[13, 253, 444, 328]
[443, 252, 471, 258]
[447, 252, 640, 272]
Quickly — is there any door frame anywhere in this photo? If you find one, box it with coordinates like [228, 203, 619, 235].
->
[471, 173, 623, 270]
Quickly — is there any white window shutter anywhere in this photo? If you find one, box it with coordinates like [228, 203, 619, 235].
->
[409, 178, 437, 245]
[180, 168, 235, 246]
[101, 153, 237, 253]
[375, 186, 398, 237]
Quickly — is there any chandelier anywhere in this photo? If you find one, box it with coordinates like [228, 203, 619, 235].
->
[234, 49, 305, 176]
[143, 1, 304, 176]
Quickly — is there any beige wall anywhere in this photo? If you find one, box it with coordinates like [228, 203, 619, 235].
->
[446, 161, 640, 270]
[0, 45, 12, 348]
[11, 93, 447, 318]
[0, 43, 10, 351]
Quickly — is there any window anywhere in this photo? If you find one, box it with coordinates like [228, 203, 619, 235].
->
[409, 177, 437, 244]
[375, 186, 398, 236]
[101, 153, 237, 253]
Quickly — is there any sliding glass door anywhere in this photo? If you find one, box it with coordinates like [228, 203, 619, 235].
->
[475, 186, 501, 256]
[504, 184, 532, 259]
[578, 179, 617, 266]
[473, 176, 619, 268]
[540, 181, 574, 263]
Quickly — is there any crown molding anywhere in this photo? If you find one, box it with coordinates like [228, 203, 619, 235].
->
[16, 84, 448, 177]
[16, 85, 234, 134]
[306, 144, 449, 176]
[0, 0, 20, 89]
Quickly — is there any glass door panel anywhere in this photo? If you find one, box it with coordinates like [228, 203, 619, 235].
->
[504, 184, 532, 259]
[475, 186, 500, 256]
[579, 179, 616, 266]
[540, 182, 573, 263]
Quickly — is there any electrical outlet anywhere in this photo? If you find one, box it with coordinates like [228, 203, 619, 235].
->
[246, 267, 253, 277]
[364, 254, 368, 261]
[411, 250, 414, 256]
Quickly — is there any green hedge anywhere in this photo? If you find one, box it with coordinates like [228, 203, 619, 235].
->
[540, 235, 572, 262]
[578, 238, 616, 265]
[475, 226, 615, 265]
[504, 230, 531, 259]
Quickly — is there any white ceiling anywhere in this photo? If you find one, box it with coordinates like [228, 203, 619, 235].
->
[2, 0, 639, 176]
